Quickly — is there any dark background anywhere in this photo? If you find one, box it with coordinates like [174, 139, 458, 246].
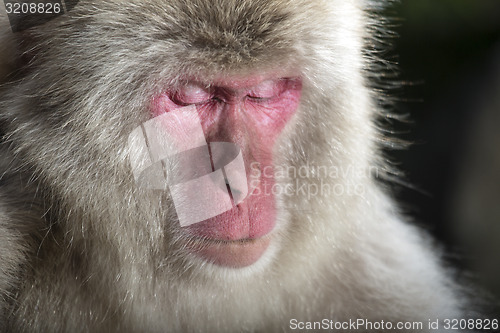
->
[385, 0, 500, 316]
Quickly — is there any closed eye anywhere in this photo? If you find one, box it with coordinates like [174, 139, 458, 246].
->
[246, 95, 273, 102]
[171, 83, 214, 106]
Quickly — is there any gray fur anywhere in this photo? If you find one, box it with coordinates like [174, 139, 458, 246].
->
[0, 0, 468, 332]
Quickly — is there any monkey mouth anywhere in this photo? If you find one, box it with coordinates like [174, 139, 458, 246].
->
[183, 174, 277, 268]
[185, 233, 272, 268]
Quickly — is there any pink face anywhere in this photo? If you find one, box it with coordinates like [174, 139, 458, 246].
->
[151, 74, 302, 267]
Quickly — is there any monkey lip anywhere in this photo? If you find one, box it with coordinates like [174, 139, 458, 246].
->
[187, 236, 271, 268]
[184, 178, 276, 267]
[185, 179, 276, 240]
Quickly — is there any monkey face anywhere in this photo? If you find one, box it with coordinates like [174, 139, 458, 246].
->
[138, 75, 303, 267]
[0, 2, 470, 330]
[2, 0, 368, 275]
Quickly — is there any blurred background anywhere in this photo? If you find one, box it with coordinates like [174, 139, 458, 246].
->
[385, 0, 500, 317]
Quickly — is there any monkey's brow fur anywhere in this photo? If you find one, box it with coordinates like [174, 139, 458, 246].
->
[0, 0, 473, 332]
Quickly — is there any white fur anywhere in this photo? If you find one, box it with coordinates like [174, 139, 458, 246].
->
[0, 1, 469, 332]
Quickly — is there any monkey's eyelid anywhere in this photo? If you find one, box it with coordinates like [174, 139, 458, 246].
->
[245, 96, 273, 103]
[178, 83, 212, 95]
[247, 79, 281, 99]
[172, 84, 214, 105]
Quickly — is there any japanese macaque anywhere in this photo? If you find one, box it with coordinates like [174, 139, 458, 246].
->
[0, 0, 468, 332]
